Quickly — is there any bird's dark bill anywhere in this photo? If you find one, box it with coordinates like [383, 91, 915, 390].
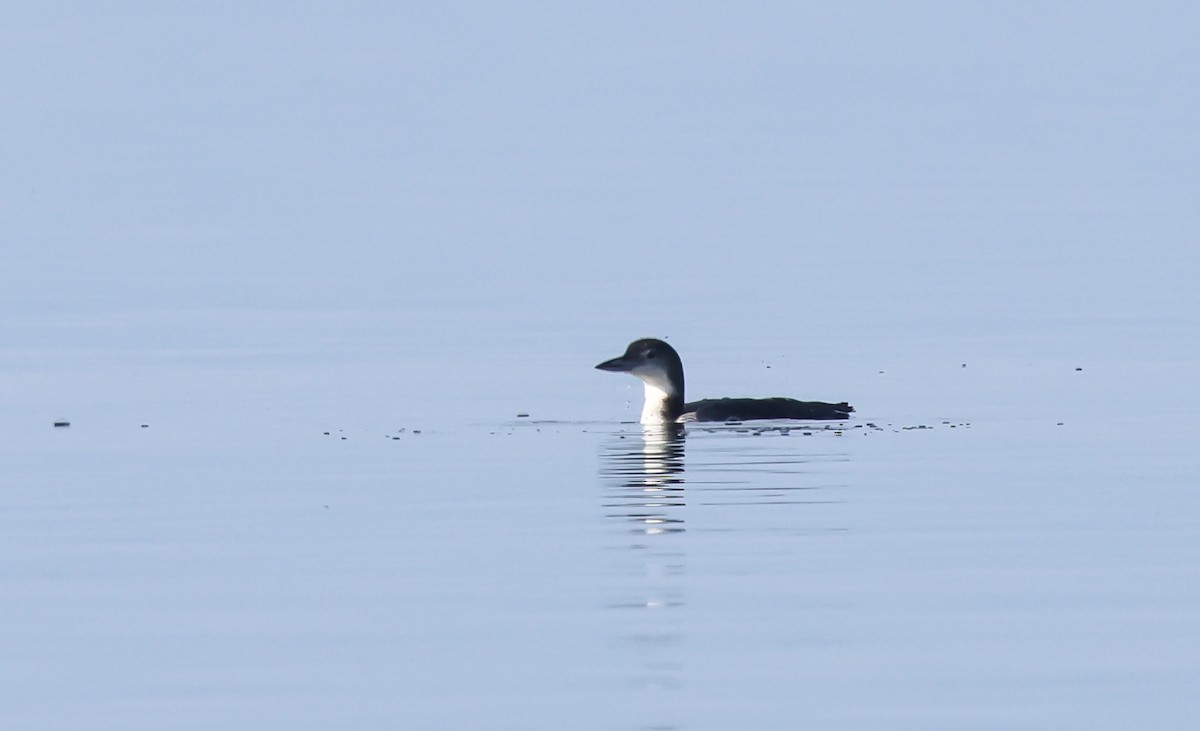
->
[595, 355, 635, 372]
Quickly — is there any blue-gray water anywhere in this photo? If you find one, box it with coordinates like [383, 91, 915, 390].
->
[3, 4, 1199, 729]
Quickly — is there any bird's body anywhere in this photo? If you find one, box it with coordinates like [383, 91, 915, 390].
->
[682, 397, 853, 422]
[596, 338, 853, 425]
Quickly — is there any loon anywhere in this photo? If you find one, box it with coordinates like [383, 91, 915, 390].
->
[596, 338, 854, 424]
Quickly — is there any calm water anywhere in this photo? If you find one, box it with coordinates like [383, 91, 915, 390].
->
[2, 314, 1197, 728]
[4, 4, 1199, 728]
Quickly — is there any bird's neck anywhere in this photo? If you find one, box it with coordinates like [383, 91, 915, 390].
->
[640, 381, 684, 424]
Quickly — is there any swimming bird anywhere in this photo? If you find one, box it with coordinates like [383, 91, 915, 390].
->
[596, 338, 853, 424]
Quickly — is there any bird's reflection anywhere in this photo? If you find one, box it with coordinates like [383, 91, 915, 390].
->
[598, 424, 687, 535]
[598, 425, 688, 701]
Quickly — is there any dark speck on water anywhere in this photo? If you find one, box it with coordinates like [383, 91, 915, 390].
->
[516, 413, 529, 418]
[53, 421, 70, 428]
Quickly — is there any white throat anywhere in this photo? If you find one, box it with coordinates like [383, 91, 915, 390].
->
[640, 381, 675, 425]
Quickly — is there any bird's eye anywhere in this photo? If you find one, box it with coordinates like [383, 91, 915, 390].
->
[645, 350, 656, 359]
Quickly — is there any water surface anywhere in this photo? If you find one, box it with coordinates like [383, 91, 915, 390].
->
[3, 3, 1198, 728]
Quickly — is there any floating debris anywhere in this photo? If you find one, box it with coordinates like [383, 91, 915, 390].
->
[516, 413, 530, 418]
[53, 421, 70, 428]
